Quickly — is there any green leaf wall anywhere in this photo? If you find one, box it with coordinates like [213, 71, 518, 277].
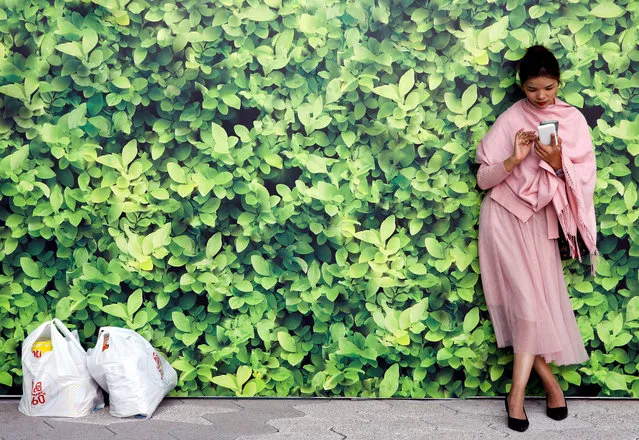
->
[1, 0, 638, 397]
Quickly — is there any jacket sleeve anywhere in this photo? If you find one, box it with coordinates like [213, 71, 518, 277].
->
[477, 161, 511, 190]
[475, 111, 513, 191]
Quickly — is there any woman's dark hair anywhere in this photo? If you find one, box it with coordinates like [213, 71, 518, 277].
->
[518, 45, 560, 85]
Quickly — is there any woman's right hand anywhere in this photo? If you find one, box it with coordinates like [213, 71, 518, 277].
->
[512, 128, 535, 164]
[504, 128, 535, 172]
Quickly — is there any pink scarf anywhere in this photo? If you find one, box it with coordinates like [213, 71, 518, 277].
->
[476, 98, 598, 269]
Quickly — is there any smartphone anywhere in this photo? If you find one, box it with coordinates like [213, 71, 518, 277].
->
[538, 122, 556, 145]
[541, 120, 559, 134]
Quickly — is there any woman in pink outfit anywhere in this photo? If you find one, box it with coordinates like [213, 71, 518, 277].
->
[476, 46, 598, 432]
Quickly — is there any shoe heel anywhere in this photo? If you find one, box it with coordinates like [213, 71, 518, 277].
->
[546, 394, 568, 420]
[505, 394, 529, 432]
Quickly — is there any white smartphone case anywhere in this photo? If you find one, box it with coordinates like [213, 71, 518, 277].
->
[538, 123, 556, 145]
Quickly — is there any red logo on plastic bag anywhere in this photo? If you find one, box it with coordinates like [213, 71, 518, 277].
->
[31, 381, 47, 406]
[152, 352, 164, 380]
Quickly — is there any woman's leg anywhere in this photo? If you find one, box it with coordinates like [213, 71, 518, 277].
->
[508, 353, 535, 419]
[532, 355, 566, 407]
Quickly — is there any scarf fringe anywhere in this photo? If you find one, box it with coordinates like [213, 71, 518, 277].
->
[557, 198, 599, 276]
[560, 153, 599, 276]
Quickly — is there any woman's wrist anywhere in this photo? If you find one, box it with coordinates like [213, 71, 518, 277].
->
[504, 155, 519, 172]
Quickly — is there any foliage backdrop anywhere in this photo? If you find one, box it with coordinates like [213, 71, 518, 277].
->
[1, 0, 638, 397]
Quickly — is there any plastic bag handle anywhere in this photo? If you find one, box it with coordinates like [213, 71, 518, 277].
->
[52, 318, 84, 351]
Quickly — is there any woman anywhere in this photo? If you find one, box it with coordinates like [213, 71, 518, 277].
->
[475, 45, 598, 432]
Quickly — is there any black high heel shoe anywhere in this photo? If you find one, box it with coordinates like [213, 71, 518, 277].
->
[505, 393, 529, 432]
[546, 392, 568, 420]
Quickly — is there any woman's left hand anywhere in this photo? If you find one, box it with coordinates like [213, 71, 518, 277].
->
[534, 133, 562, 170]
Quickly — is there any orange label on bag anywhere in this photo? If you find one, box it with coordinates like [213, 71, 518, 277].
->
[31, 380, 47, 406]
[102, 334, 110, 351]
[32, 340, 52, 358]
[153, 352, 164, 380]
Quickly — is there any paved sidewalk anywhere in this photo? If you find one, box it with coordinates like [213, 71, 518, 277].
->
[1, 397, 638, 440]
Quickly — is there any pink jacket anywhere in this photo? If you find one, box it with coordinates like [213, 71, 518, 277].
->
[476, 98, 598, 268]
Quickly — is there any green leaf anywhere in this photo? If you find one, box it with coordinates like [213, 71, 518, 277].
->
[127, 289, 143, 317]
[563, 91, 584, 108]
[112, 77, 131, 89]
[221, 94, 241, 109]
[325, 78, 342, 104]
[379, 363, 399, 397]
[54, 297, 71, 320]
[9, 146, 29, 171]
[590, 2, 625, 18]
[605, 371, 628, 391]
[626, 297, 639, 322]
[461, 84, 477, 112]
[56, 42, 84, 59]
[528, 5, 544, 19]
[50, 185, 63, 211]
[308, 260, 320, 287]
[341, 131, 356, 148]
[211, 374, 238, 390]
[444, 92, 462, 114]
[608, 117, 639, 140]
[242, 380, 257, 397]
[167, 162, 187, 183]
[380, 215, 395, 242]
[573, 281, 593, 293]
[0, 84, 26, 101]
[20, 257, 40, 278]
[372, 85, 399, 102]
[355, 230, 380, 246]
[102, 303, 128, 320]
[450, 181, 469, 194]
[424, 237, 444, 259]
[88, 116, 111, 135]
[562, 370, 581, 386]
[96, 154, 122, 170]
[132, 310, 149, 329]
[243, 5, 277, 22]
[122, 140, 137, 167]
[0, 371, 13, 387]
[275, 29, 294, 55]
[277, 331, 297, 352]
[299, 14, 322, 34]
[463, 307, 480, 334]
[82, 28, 99, 54]
[212, 122, 229, 154]
[251, 254, 271, 276]
[306, 155, 328, 174]
[236, 365, 252, 386]
[624, 184, 637, 210]
[206, 233, 223, 258]
[156, 291, 171, 310]
[408, 263, 427, 275]
[172, 311, 191, 332]
[398, 69, 415, 98]
[490, 364, 504, 381]
[172, 359, 194, 372]
[133, 47, 147, 65]
[349, 263, 369, 278]
[67, 103, 87, 129]
[428, 73, 442, 90]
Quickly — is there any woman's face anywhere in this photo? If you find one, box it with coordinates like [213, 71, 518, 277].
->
[522, 76, 559, 109]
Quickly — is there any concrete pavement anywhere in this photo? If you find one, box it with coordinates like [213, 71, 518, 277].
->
[1, 397, 638, 440]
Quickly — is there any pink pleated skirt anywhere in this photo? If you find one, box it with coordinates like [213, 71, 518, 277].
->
[478, 193, 589, 366]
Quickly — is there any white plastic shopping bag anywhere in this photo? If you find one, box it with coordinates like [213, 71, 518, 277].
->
[19, 319, 105, 417]
[87, 327, 177, 418]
